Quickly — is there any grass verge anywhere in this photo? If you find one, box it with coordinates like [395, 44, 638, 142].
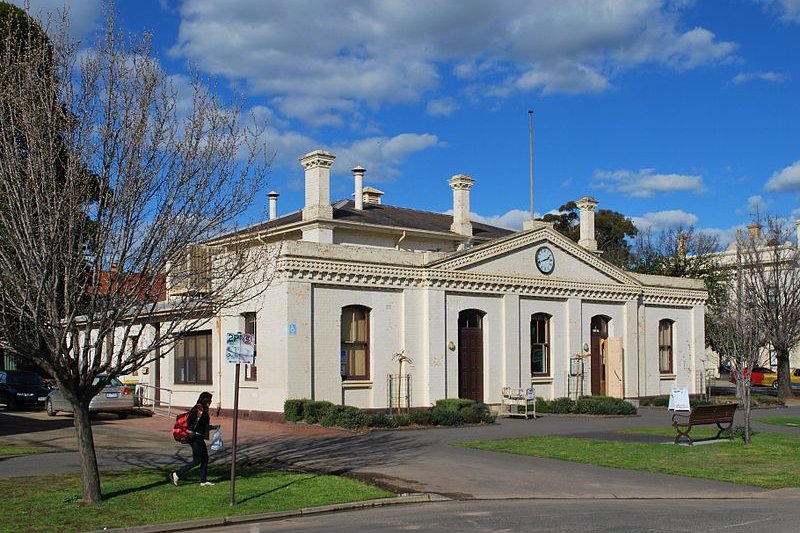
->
[754, 416, 800, 427]
[454, 430, 800, 489]
[0, 466, 392, 533]
[0, 442, 50, 457]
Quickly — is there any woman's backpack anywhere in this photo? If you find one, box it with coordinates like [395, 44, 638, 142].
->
[172, 409, 195, 443]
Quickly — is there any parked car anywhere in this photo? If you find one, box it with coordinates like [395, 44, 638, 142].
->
[764, 368, 800, 391]
[46, 375, 135, 418]
[0, 370, 52, 410]
[728, 366, 776, 386]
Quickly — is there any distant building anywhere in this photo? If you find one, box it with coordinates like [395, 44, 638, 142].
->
[129, 149, 707, 415]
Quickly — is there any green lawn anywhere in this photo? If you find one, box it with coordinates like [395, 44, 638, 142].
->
[754, 416, 800, 427]
[455, 430, 799, 489]
[0, 467, 393, 533]
[0, 442, 50, 457]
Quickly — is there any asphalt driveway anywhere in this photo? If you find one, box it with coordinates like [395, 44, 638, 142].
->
[2, 404, 800, 501]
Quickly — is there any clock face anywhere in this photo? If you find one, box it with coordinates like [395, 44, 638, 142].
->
[535, 246, 555, 274]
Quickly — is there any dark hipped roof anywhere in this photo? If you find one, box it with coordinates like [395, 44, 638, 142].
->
[219, 200, 513, 242]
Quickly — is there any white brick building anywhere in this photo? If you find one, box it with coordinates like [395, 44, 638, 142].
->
[135, 149, 708, 416]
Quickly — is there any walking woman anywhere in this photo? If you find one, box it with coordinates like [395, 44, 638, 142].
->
[171, 391, 218, 486]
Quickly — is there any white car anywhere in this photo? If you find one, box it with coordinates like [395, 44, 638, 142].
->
[46, 375, 135, 419]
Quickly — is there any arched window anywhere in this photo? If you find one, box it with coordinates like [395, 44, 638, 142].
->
[531, 314, 551, 376]
[658, 319, 674, 374]
[341, 306, 370, 380]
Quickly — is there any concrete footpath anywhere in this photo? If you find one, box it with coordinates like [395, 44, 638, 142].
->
[2, 404, 800, 502]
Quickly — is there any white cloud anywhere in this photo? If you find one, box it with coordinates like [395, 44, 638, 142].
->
[746, 195, 770, 215]
[732, 71, 789, 84]
[594, 168, 705, 197]
[171, 0, 736, 124]
[330, 133, 443, 182]
[11, 0, 102, 41]
[631, 210, 699, 232]
[426, 98, 459, 117]
[760, 0, 800, 23]
[765, 160, 800, 192]
[470, 209, 533, 230]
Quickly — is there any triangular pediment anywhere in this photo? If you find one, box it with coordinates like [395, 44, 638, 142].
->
[427, 224, 640, 286]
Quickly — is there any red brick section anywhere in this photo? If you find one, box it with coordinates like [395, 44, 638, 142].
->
[105, 411, 348, 443]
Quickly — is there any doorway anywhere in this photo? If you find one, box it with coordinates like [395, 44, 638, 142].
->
[458, 309, 484, 403]
[590, 315, 609, 396]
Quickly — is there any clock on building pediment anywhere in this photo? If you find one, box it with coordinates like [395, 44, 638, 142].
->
[535, 246, 555, 274]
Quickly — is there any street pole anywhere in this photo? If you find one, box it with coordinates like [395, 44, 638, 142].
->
[229, 362, 240, 506]
[528, 109, 534, 222]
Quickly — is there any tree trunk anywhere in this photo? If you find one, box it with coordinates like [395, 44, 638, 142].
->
[73, 402, 103, 503]
[776, 350, 792, 400]
[742, 382, 752, 445]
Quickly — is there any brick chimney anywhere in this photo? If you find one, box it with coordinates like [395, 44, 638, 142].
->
[449, 174, 474, 237]
[747, 222, 762, 240]
[576, 196, 598, 251]
[300, 150, 335, 221]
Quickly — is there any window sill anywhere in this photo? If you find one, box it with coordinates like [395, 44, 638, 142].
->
[342, 380, 372, 389]
[659, 374, 676, 380]
[531, 376, 553, 384]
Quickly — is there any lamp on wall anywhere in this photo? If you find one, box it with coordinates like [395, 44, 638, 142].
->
[583, 342, 590, 353]
[447, 341, 456, 351]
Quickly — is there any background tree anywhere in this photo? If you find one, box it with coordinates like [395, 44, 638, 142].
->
[542, 201, 638, 267]
[735, 217, 800, 399]
[0, 5, 272, 504]
[631, 225, 726, 311]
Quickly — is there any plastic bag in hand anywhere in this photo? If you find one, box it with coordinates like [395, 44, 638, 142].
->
[210, 428, 224, 451]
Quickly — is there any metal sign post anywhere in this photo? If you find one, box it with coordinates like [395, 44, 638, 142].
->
[225, 332, 254, 506]
[229, 362, 240, 506]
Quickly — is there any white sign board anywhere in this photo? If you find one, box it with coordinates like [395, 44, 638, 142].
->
[668, 386, 690, 411]
[226, 332, 255, 365]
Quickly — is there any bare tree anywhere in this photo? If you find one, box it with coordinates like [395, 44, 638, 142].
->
[0, 6, 273, 503]
[706, 274, 762, 443]
[736, 217, 800, 400]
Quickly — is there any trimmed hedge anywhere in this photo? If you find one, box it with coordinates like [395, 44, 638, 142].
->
[283, 397, 494, 429]
[320, 405, 370, 429]
[303, 400, 334, 424]
[435, 398, 475, 412]
[574, 396, 637, 415]
[283, 399, 307, 422]
[535, 396, 637, 415]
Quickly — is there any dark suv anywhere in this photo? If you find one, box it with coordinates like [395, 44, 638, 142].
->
[0, 370, 52, 410]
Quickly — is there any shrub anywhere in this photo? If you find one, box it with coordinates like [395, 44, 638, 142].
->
[459, 402, 495, 424]
[368, 413, 398, 428]
[574, 396, 637, 415]
[303, 400, 334, 424]
[407, 408, 432, 425]
[435, 398, 475, 412]
[393, 414, 410, 426]
[639, 395, 669, 407]
[535, 396, 575, 414]
[430, 406, 464, 426]
[320, 405, 369, 429]
[283, 399, 307, 422]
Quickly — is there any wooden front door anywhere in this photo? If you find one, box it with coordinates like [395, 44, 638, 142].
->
[458, 311, 484, 403]
[590, 316, 609, 396]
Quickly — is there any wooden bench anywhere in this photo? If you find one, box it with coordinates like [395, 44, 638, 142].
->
[672, 403, 737, 445]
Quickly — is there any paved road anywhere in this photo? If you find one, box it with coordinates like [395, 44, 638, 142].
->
[200, 498, 800, 533]
[5, 386, 800, 532]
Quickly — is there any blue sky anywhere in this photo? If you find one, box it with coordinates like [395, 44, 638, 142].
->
[16, 0, 800, 247]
